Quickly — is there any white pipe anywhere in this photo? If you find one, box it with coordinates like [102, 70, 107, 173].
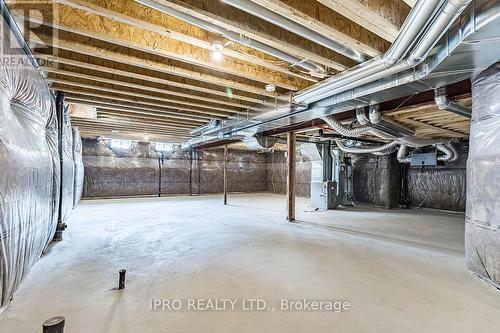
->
[222, 0, 366, 63]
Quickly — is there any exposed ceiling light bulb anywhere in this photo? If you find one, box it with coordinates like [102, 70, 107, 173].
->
[211, 41, 224, 61]
[265, 84, 276, 92]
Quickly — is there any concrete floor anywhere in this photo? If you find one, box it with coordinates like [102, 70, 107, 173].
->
[0, 194, 499, 332]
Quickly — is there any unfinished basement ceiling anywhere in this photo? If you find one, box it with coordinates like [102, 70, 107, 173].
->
[5, 0, 432, 143]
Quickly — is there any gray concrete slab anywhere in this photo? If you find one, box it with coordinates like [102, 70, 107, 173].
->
[0, 194, 498, 332]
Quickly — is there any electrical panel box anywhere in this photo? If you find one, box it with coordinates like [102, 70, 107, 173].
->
[410, 152, 437, 167]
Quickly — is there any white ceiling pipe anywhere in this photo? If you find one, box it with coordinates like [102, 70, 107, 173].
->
[135, 0, 321, 73]
[222, 0, 367, 63]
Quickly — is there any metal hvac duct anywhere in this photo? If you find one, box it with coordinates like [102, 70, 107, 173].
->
[135, 0, 322, 74]
[222, 0, 366, 63]
[186, 0, 500, 148]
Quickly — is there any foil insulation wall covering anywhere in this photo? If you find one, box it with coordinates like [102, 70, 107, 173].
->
[82, 139, 267, 198]
[72, 128, 84, 207]
[352, 154, 400, 208]
[466, 62, 500, 289]
[408, 143, 468, 212]
[60, 109, 75, 222]
[266, 151, 312, 198]
[0, 16, 59, 311]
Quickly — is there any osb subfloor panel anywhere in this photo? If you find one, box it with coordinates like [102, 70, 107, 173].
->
[1, 194, 499, 332]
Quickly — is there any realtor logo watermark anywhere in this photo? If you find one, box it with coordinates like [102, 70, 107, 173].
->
[150, 298, 351, 313]
[1, 0, 57, 68]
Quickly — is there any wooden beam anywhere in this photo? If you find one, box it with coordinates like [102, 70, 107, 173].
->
[78, 130, 186, 143]
[54, 0, 317, 83]
[397, 118, 467, 137]
[286, 131, 296, 222]
[48, 77, 245, 115]
[74, 121, 190, 134]
[15, 4, 309, 90]
[223, 145, 228, 205]
[403, 0, 417, 7]
[317, 0, 410, 42]
[37, 54, 264, 105]
[31, 28, 279, 98]
[44, 67, 250, 111]
[65, 96, 225, 121]
[151, 0, 355, 71]
[95, 111, 200, 129]
[56, 86, 241, 119]
[66, 98, 209, 123]
[248, 0, 388, 57]
[72, 117, 194, 133]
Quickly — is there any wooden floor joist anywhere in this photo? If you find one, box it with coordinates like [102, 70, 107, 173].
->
[61, 89, 244, 119]
[15, 4, 310, 91]
[64, 94, 237, 119]
[55, 0, 318, 83]
[34, 30, 279, 99]
[65, 98, 211, 123]
[150, 0, 356, 71]
[48, 77, 246, 115]
[37, 54, 265, 105]
[247, 0, 389, 56]
[317, 0, 410, 42]
[44, 66, 253, 110]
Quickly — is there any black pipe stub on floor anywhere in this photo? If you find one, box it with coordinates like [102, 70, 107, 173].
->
[42, 316, 65, 333]
[118, 269, 126, 290]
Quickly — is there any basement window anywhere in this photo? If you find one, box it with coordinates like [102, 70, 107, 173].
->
[155, 142, 174, 152]
[110, 139, 132, 150]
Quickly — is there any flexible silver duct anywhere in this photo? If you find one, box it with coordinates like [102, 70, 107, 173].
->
[397, 144, 412, 163]
[323, 116, 372, 137]
[135, 0, 322, 73]
[434, 88, 472, 118]
[336, 140, 400, 154]
[373, 145, 399, 156]
[222, 0, 366, 63]
[435, 143, 456, 162]
[356, 107, 369, 125]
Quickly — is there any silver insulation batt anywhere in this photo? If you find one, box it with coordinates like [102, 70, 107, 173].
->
[72, 127, 84, 207]
[465, 62, 500, 289]
[0, 17, 59, 311]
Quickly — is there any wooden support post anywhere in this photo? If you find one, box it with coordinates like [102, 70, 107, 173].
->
[223, 145, 228, 205]
[286, 132, 296, 221]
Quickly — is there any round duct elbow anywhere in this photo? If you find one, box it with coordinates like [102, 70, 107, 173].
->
[369, 104, 382, 125]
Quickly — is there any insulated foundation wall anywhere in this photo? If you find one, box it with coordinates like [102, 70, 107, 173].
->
[266, 150, 312, 198]
[407, 143, 468, 212]
[352, 154, 400, 208]
[0, 14, 59, 311]
[466, 62, 500, 289]
[352, 148, 467, 211]
[82, 139, 267, 198]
